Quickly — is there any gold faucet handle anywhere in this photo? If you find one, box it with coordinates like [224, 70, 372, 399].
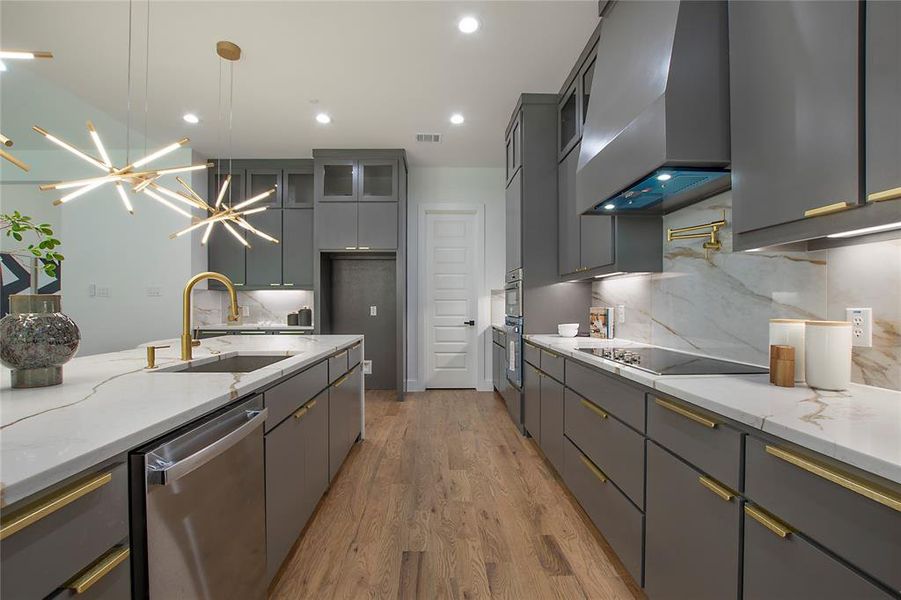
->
[145, 345, 170, 369]
[227, 310, 241, 322]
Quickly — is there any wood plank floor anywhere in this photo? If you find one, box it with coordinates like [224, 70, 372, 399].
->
[270, 389, 644, 600]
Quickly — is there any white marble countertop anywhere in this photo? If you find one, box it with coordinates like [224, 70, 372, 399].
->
[525, 334, 901, 484]
[0, 334, 361, 507]
[196, 323, 314, 331]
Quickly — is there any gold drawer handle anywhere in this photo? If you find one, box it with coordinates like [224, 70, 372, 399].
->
[306, 399, 317, 410]
[654, 397, 717, 429]
[579, 453, 607, 483]
[351, 343, 361, 351]
[803, 201, 853, 218]
[765, 445, 901, 513]
[698, 475, 735, 502]
[333, 374, 349, 387]
[580, 398, 608, 420]
[293, 406, 309, 420]
[868, 186, 901, 203]
[745, 505, 792, 539]
[541, 349, 560, 359]
[0, 471, 112, 541]
[65, 546, 130, 594]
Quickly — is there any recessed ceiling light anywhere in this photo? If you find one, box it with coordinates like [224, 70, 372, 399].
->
[458, 16, 479, 34]
[603, 203, 616, 210]
[450, 113, 465, 125]
[316, 113, 331, 124]
[182, 113, 199, 124]
[656, 173, 672, 181]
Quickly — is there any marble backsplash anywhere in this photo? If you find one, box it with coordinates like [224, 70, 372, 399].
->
[593, 192, 900, 391]
[193, 289, 313, 327]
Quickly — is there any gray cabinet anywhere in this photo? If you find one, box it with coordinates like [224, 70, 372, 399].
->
[645, 441, 740, 600]
[328, 363, 361, 481]
[317, 202, 358, 250]
[523, 362, 541, 441]
[558, 81, 580, 160]
[247, 167, 282, 208]
[505, 169, 522, 273]
[245, 210, 283, 287]
[284, 167, 314, 208]
[493, 340, 505, 392]
[505, 114, 522, 185]
[283, 208, 314, 288]
[538, 375, 564, 473]
[866, 0, 901, 203]
[580, 215, 614, 271]
[318, 159, 357, 202]
[359, 159, 398, 202]
[357, 202, 397, 249]
[303, 390, 329, 521]
[208, 221, 245, 286]
[558, 142, 581, 276]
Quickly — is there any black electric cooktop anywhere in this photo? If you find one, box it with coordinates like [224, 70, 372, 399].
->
[576, 347, 769, 376]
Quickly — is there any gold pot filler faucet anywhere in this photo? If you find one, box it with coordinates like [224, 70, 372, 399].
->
[180, 271, 241, 361]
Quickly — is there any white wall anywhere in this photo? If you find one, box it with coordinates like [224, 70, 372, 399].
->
[407, 167, 506, 391]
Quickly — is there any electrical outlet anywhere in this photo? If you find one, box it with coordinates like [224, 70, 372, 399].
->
[370, 305, 377, 317]
[846, 307, 873, 347]
[242, 305, 251, 317]
[616, 304, 626, 324]
[97, 286, 111, 298]
[146, 286, 161, 297]
[362, 360, 373, 374]
[88, 283, 96, 297]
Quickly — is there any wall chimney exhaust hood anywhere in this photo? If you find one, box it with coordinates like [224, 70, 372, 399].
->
[577, 0, 731, 216]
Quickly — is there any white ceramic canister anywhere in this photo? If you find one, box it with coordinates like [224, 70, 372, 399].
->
[804, 321, 852, 391]
[769, 319, 807, 382]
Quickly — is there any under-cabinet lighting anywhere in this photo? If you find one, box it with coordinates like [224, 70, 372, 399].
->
[827, 221, 901, 239]
[594, 272, 626, 279]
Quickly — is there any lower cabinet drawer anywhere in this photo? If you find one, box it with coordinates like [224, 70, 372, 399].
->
[49, 543, 131, 600]
[564, 388, 645, 506]
[523, 340, 541, 368]
[0, 463, 129, 600]
[745, 436, 901, 591]
[648, 394, 743, 491]
[563, 438, 643, 584]
[539, 348, 565, 382]
[564, 359, 645, 432]
[264, 360, 328, 431]
[645, 441, 740, 600]
[743, 505, 895, 600]
[347, 342, 362, 369]
[329, 349, 349, 384]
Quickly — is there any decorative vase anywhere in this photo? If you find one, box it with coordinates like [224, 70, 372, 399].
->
[0, 294, 80, 388]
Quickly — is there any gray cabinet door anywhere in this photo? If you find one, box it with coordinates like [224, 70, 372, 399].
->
[523, 362, 541, 441]
[357, 202, 397, 250]
[580, 215, 614, 270]
[284, 168, 314, 208]
[245, 210, 283, 287]
[359, 160, 398, 202]
[558, 81, 581, 161]
[318, 159, 357, 202]
[645, 441, 740, 600]
[505, 169, 522, 273]
[347, 364, 362, 445]
[210, 169, 245, 208]
[558, 142, 581, 275]
[328, 385, 342, 481]
[866, 0, 901, 202]
[303, 390, 329, 521]
[283, 208, 314, 288]
[247, 168, 282, 208]
[492, 343, 501, 392]
[317, 202, 358, 250]
[265, 413, 307, 582]
[730, 1, 861, 233]
[208, 221, 245, 286]
[538, 375, 564, 473]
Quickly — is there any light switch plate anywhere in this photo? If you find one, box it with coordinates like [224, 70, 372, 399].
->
[242, 305, 251, 317]
[146, 286, 161, 297]
[88, 283, 96, 297]
[362, 360, 373, 374]
[370, 305, 377, 317]
[98, 286, 111, 298]
[846, 307, 872, 347]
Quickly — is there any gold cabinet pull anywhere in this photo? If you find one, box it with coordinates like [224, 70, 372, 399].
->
[334, 373, 349, 387]
[0, 471, 112, 541]
[351, 343, 361, 351]
[293, 406, 308, 420]
[698, 475, 735, 502]
[765, 445, 901, 512]
[803, 201, 854, 218]
[541, 349, 560, 360]
[306, 399, 317, 410]
[580, 398, 608, 420]
[868, 186, 901, 203]
[65, 546, 130, 594]
[745, 505, 793, 539]
[580, 454, 607, 483]
[654, 397, 717, 429]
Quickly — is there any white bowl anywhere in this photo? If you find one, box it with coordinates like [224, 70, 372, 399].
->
[558, 323, 579, 338]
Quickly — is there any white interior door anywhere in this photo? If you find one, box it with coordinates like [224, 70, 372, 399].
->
[424, 209, 479, 388]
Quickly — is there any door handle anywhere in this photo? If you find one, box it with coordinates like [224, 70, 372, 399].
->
[463, 320, 475, 326]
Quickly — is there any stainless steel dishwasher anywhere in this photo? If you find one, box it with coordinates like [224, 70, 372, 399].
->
[129, 396, 268, 600]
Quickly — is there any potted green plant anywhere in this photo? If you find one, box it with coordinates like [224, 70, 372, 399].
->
[0, 211, 79, 388]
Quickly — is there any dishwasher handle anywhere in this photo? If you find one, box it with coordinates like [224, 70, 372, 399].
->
[149, 407, 267, 486]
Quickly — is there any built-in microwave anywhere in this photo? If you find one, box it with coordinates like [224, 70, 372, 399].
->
[504, 268, 523, 318]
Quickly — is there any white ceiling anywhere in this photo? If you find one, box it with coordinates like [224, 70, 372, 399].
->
[1, 1, 599, 167]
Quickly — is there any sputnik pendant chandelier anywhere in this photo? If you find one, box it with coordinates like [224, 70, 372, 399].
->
[0, 50, 53, 172]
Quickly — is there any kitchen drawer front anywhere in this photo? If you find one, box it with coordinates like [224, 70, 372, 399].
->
[745, 436, 901, 591]
[645, 441, 740, 600]
[743, 505, 894, 600]
[328, 349, 349, 384]
[265, 408, 307, 582]
[564, 388, 645, 506]
[503, 382, 522, 428]
[647, 394, 742, 491]
[347, 342, 362, 369]
[1, 463, 129, 600]
[264, 360, 328, 431]
[304, 389, 330, 518]
[539, 348, 565, 382]
[539, 375, 565, 474]
[523, 362, 541, 441]
[523, 341, 541, 368]
[565, 359, 645, 432]
[48, 543, 131, 600]
[563, 438, 643, 584]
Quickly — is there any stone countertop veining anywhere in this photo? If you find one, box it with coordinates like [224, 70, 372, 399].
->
[525, 334, 901, 485]
[0, 334, 361, 508]
[197, 323, 315, 331]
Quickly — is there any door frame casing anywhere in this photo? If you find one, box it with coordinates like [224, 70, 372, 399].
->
[417, 203, 486, 391]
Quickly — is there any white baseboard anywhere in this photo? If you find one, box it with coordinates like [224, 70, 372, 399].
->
[405, 379, 426, 393]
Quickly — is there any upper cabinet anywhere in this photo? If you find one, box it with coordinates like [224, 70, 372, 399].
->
[317, 158, 399, 203]
[247, 168, 282, 208]
[558, 81, 580, 160]
[319, 160, 357, 202]
[284, 166, 314, 208]
[505, 113, 522, 186]
[359, 160, 398, 202]
[730, 1, 901, 249]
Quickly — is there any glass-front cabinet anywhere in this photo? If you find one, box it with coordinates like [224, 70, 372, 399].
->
[558, 82, 580, 159]
[319, 160, 357, 202]
[246, 168, 282, 208]
[359, 160, 398, 202]
[284, 168, 314, 208]
[210, 169, 245, 209]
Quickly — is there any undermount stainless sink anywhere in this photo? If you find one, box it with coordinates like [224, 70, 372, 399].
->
[169, 355, 289, 373]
